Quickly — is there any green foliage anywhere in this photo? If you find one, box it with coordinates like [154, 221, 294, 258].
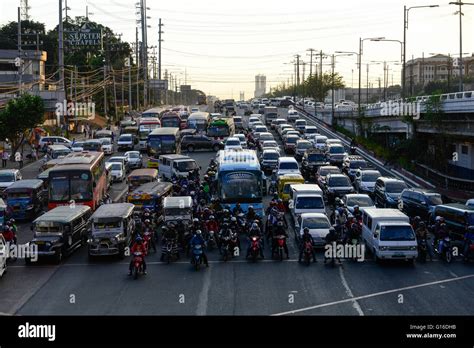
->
[0, 94, 45, 148]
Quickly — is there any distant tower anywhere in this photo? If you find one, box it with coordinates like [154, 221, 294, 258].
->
[20, 0, 31, 21]
[254, 74, 266, 98]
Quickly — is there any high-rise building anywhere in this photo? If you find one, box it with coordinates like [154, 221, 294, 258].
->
[254, 74, 266, 98]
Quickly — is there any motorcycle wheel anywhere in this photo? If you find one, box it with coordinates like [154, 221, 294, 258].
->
[133, 266, 139, 280]
[445, 250, 452, 263]
[279, 248, 283, 262]
[252, 251, 257, 262]
[167, 253, 171, 265]
[304, 253, 310, 266]
[195, 260, 200, 271]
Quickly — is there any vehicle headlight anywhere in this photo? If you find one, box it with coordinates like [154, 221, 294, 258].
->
[380, 246, 388, 251]
[26, 204, 34, 210]
[410, 246, 417, 251]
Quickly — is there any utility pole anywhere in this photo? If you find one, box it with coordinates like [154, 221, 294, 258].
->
[158, 18, 163, 104]
[319, 50, 323, 78]
[366, 64, 369, 103]
[331, 54, 335, 126]
[58, 0, 65, 128]
[17, 7, 22, 95]
[307, 48, 316, 77]
[295, 55, 301, 86]
[112, 67, 118, 121]
[127, 56, 132, 112]
[135, 27, 140, 110]
[121, 66, 124, 113]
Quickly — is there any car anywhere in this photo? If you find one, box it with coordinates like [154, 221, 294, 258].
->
[108, 161, 126, 182]
[294, 139, 313, 161]
[191, 107, 200, 113]
[374, 177, 408, 208]
[257, 104, 266, 114]
[294, 119, 307, 133]
[98, 138, 113, 155]
[233, 116, 243, 130]
[38, 136, 72, 151]
[271, 118, 287, 130]
[261, 140, 281, 154]
[260, 148, 280, 173]
[467, 199, 474, 208]
[326, 144, 347, 166]
[276, 157, 300, 176]
[233, 134, 248, 149]
[296, 213, 331, 247]
[117, 134, 135, 151]
[316, 166, 341, 191]
[252, 125, 268, 135]
[342, 156, 368, 181]
[301, 149, 330, 179]
[124, 151, 143, 169]
[71, 141, 85, 152]
[353, 169, 382, 195]
[342, 194, 376, 215]
[288, 110, 299, 123]
[278, 124, 293, 137]
[323, 174, 355, 203]
[325, 138, 343, 147]
[303, 126, 318, 138]
[398, 188, 443, 221]
[107, 156, 130, 173]
[256, 132, 274, 145]
[0, 169, 22, 195]
[181, 134, 223, 152]
[0, 234, 6, 277]
[282, 134, 299, 154]
[224, 137, 243, 151]
[248, 115, 262, 130]
[313, 135, 328, 150]
[284, 130, 301, 139]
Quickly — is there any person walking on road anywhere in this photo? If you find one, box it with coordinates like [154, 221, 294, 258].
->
[1, 150, 9, 168]
[15, 152, 23, 169]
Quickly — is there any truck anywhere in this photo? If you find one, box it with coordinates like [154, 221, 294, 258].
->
[361, 208, 418, 263]
[264, 106, 278, 126]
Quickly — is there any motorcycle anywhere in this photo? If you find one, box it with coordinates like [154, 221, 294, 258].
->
[272, 235, 287, 261]
[236, 214, 247, 235]
[206, 231, 218, 251]
[349, 146, 357, 155]
[221, 235, 232, 262]
[142, 229, 156, 254]
[132, 251, 145, 279]
[303, 241, 313, 266]
[161, 238, 179, 264]
[417, 239, 428, 263]
[268, 180, 277, 196]
[435, 236, 453, 263]
[249, 236, 261, 262]
[462, 239, 474, 262]
[191, 244, 204, 271]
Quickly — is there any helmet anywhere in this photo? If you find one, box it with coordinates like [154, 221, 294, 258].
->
[193, 218, 199, 223]
[419, 221, 425, 227]
[329, 227, 336, 233]
[196, 230, 202, 235]
[277, 221, 283, 227]
[200, 199, 206, 204]
[353, 205, 360, 210]
[161, 226, 168, 232]
[231, 217, 237, 222]
[177, 217, 182, 222]
[223, 222, 229, 227]
[248, 206, 254, 210]
[277, 199, 282, 203]
[168, 222, 175, 228]
[135, 236, 143, 243]
[144, 219, 151, 224]
[190, 191, 195, 196]
[414, 216, 421, 222]
[468, 226, 474, 232]
[204, 175, 209, 179]
[209, 215, 215, 220]
[303, 227, 310, 234]
[254, 219, 259, 224]
[144, 208, 150, 213]
[440, 223, 447, 229]
[204, 207, 210, 212]
[10, 218, 15, 224]
[435, 216, 442, 222]
[236, 202, 241, 206]
[182, 185, 187, 189]
[251, 223, 258, 230]
[223, 209, 230, 215]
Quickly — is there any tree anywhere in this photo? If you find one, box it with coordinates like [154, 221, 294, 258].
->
[0, 94, 44, 152]
[304, 72, 345, 102]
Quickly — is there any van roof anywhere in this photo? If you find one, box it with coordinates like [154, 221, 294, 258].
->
[362, 208, 408, 220]
[278, 157, 298, 163]
[291, 184, 322, 192]
[163, 196, 193, 208]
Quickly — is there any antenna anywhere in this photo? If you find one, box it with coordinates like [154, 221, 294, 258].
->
[20, 0, 30, 20]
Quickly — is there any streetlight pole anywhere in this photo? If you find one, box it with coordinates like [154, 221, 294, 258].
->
[449, 2, 474, 92]
[404, 5, 439, 97]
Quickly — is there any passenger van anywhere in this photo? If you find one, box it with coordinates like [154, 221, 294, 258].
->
[5, 179, 45, 220]
[289, 184, 325, 228]
[163, 196, 193, 226]
[27, 205, 92, 263]
[88, 203, 135, 259]
[158, 154, 198, 180]
[47, 145, 71, 160]
[127, 168, 159, 192]
[361, 208, 417, 263]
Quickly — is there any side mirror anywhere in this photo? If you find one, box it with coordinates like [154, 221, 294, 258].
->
[373, 232, 379, 239]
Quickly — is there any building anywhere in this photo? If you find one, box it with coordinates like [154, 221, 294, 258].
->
[0, 49, 47, 92]
[254, 74, 266, 98]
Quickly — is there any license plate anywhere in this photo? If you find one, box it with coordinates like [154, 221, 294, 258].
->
[393, 253, 405, 257]
[35, 241, 45, 245]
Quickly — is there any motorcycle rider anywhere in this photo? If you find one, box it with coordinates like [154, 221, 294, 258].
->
[142, 219, 157, 252]
[436, 223, 450, 254]
[129, 237, 147, 275]
[2, 225, 16, 245]
[246, 206, 257, 224]
[205, 215, 220, 236]
[190, 230, 209, 267]
[232, 202, 244, 216]
[195, 199, 207, 219]
[324, 227, 341, 264]
[298, 227, 317, 263]
[247, 222, 264, 259]
[229, 216, 239, 234]
[463, 226, 474, 261]
[352, 205, 362, 221]
[415, 221, 433, 261]
[271, 221, 289, 259]
[218, 222, 233, 253]
[411, 216, 422, 231]
[276, 199, 286, 213]
[346, 217, 362, 244]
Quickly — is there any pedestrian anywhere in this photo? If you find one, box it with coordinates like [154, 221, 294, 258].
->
[83, 125, 88, 138]
[2, 150, 9, 168]
[15, 152, 23, 169]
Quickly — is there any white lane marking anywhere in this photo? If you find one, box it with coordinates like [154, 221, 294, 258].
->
[196, 267, 212, 316]
[271, 273, 474, 316]
[449, 270, 459, 278]
[338, 266, 364, 316]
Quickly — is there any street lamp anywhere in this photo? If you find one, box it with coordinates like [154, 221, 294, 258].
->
[404, 4, 439, 98]
[449, 1, 474, 92]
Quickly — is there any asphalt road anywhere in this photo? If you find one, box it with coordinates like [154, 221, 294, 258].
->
[2, 106, 474, 316]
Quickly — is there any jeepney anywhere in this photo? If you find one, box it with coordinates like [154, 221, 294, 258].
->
[277, 173, 305, 203]
[5, 179, 46, 220]
[127, 168, 159, 192]
[163, 196, 193, 226]
[88, 203, 135, 259]
[127, 181, 173, 224]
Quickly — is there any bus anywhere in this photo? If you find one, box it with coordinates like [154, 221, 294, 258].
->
[141, 107, 161, 118]
[187, 112, 210, 132]
[138, 117, 161, 151]
[207, 117, 235, 140]
[216, 149, 265, 217]
[160, 112, 185, 129]
[146, 128, 181, 168]
[48, 151, 107, 211]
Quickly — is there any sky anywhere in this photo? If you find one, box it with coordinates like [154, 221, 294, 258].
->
[1, 0, 473, 99]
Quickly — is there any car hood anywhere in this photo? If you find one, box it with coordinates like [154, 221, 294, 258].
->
[304, 228, 330, 239]
[0, 182, 14, 188]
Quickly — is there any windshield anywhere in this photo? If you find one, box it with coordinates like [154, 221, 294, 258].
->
[83, 142, 102, 151]
[226, 139, 240, 146]
[305, 128, 317, 133]
[329, 177, 351, 187]
[329, 146, 345, 154]
[128, 198, 154, 206]
[100, 139, 111, 145]
[35, 221, 62, 234]
[320, 168, 340, 176]
[162, 118, 180, 128]
[296, 197, 324, 210]
[220, 171, 262, 202]
[362, 172, 380, 182]
[7, 190, 32, 199]
[297, 142, 311, 149]
[379, 225, 415, 241]
[264, 141, 278, 147]
[188, 120, 208, 131]
[165, 208, 192, 216]
[51, 150, 70, 159]
[177, 161, 197, 172]
[316, 138, 327, 144]
[50, 170, 93, 202]
[0, 174, 15, 182]
[127, 152, 140, 159]
[94, 221, 121, 230]
[129, 178, 151, 187]
[279, 162, 298, 170]
[386, 182, 407, 193]
[260, 134, 273, 141]
[119, 135, 132, 142]
[111, 163, 122, 170]
[425, 193, 443, 205]
[207, 126, 229, 137]
[302, 217, 330, 229]
[307, 154, 326, 162]
[148, 135, 176, 150]
[350, 161, 367, 169]
[264, 152, 279, 160]
[346, 196, 373, 207]
[139, 130, 151, 140]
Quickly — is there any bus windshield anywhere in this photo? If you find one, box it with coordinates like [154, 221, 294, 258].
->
[220, 171, 262, 203]
[148, 135, 176, 150]
[161, 117, 180, 128]
[207, 126, 230, 137]
[50, 170, 93, 202]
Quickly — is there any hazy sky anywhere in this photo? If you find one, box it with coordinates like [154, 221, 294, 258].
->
[1, 0, 473, 99]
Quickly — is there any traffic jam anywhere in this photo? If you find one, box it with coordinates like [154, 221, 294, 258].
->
[1, 102, 473, 280]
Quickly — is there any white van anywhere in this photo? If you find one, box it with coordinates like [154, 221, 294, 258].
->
[313, 135, 328, 150]
[289, 184, 326, 228]
[276, 157, 300, 176]
[361, 208, 417, 263]
[159, 154, 199, 180]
